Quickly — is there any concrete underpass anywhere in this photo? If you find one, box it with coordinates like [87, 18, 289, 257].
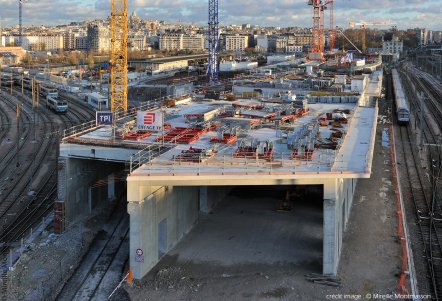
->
[127, 177, 358, 280]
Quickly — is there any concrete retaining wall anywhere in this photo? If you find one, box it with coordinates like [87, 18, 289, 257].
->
[58, 157, 123, 227]
[128, 186, 200, 280]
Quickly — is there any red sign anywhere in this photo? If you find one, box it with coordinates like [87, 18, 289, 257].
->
[144, 113, 156, 124]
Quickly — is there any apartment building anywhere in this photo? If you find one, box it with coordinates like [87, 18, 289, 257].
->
[159, 34, 183, 51]
[225, 34, 249, 52]
[87, 23, 110, 52]
[182, 34, 204, 51]
[159, 34, 204, 51]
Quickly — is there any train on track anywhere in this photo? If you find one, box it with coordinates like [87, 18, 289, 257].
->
[0, 75, 14, 87]
[22, 77, 59, 98]
[40, 84, 59, 98]
[391, 69, 410, 125]
[46, 96, 68, 113]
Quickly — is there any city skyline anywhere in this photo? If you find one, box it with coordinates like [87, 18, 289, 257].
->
[0, 0, 441, 30]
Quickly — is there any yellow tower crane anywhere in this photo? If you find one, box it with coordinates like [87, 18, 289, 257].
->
[349, 21, 392, 52]
[110, 0, 128, 113]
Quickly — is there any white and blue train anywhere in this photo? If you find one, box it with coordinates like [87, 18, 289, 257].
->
[40, 84, 59, 98]
[46, 96, 68, 114]
[391, 69, 410, 125]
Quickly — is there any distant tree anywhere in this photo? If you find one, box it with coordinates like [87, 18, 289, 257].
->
[57, 49, 66, 64]
[68, 52, 80, 65]
[87, 51, 95, 69]
[21, 53, 33, 66]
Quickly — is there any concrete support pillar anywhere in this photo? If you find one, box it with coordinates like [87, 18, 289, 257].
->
[108, 173, 115, 200]
[323, 179, 341, 275]
[323, 198, 339, 275]
[199, 186, 233, 213]
[199, 186, 209, 213]
[322, 177, 358, 275]
[88, 187, 92, 214]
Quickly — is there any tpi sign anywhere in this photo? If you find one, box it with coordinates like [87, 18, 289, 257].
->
[96, 111, 114, 126]
[137, 110, 163, 131]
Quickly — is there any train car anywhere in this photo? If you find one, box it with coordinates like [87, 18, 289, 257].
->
[391, 69, 410, 125]
[86, 92, 109, 110]
[40, 84, 59, 98]
[0, 75, 15, 88]
[22, 77, 33, 91]
[46, 96, 68, 114]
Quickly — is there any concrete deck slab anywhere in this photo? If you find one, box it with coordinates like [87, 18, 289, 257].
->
[124, 76, 403, 301]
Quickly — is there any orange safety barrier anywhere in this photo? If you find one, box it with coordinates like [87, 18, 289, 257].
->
[128, 269, 133, 285]
[388, 125, 409, 295]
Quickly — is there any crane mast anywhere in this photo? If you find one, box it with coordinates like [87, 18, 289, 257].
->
[349, 21, 392, 52]
[207, 0, 219, 85]
[19, 0, 25, 47]
[110, 0, 128, 113]
[308, 0, 334, 60]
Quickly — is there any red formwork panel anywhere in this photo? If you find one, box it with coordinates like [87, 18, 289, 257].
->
[233, 146, 274, 160]
[157, 128, 207, 144]
[124, 131, 152, 140]
[173, 147, 207, 162]
[291, 148, 314, 160]
[210, 133, 238, 144]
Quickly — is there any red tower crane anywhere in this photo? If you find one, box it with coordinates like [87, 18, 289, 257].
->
[308, 0, 335, 60]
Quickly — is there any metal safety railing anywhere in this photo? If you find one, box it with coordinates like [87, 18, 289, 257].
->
[62, 95, 175, 140]
[128, 147, 360, 175]
[129, 144, 175, 173]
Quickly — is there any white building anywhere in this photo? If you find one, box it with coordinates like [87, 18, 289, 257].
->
[129, 34, 147, 51]
[159, 34, 205, 51]
[418, 28, 428, 47]
[87, 23, 110, 52]
[220, 61, 258, 72]
[256, 35, 269, 53]
[1, 35, 64, 51]
[159, 34, 183, 51]
[286, 45, 303, 53]
[182, 35, 204, 51]
[64, 28, 87, 50]
[225, 34, 249, 52]
[382, 36, 403, 62]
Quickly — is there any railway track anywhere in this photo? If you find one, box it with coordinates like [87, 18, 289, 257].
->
[0, 91, 57, 301]
[0, 93, 55, 221]
[0, 100, 12, 143]
[0, 94, 32, 178]
[56, 197, 128, 301]
[0, 87, 95, 300]
[399, 70, 438, 146]
[59, 92, 96, 120]
[398, 124, 442, 300]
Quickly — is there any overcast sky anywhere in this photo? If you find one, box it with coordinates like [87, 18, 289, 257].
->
[0, 0, 441, 30]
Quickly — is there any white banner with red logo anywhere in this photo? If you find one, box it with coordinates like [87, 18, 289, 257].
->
[137, 110, 163, 131]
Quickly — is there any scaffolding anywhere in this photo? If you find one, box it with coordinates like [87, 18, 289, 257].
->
[288, 123, 319, 160]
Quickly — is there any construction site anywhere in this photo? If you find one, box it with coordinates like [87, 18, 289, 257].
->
[2, 0, 442, 300]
